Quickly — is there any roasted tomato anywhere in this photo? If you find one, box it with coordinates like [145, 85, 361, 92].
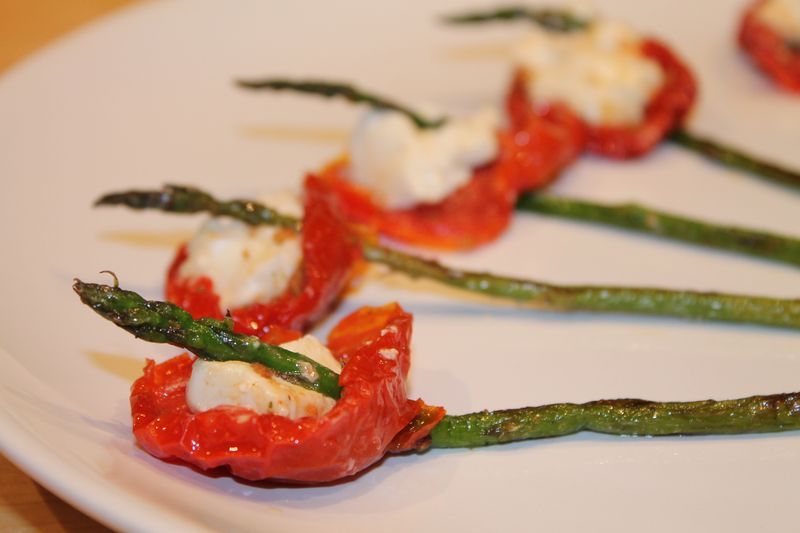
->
[739, 0, 800, 92]
[317, 110, 584, 251]
[130, 303, 443, 483]
[166, 176, 360, 336]
[508, 39, 697, 159]
[503, 72, 587, 191]
[317, 158, 516, 250]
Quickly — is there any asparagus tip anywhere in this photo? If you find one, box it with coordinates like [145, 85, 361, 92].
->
[94, 189, 140, 207]
[235, 78, 300, 90]
[72, 278, 90, 303]
[93, 193, 114, 206]
[235, 79, 256, 89]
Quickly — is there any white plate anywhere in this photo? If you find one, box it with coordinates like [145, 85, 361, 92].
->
[1, 0, 799, 530]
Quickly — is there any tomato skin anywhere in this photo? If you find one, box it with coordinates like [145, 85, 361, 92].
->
[739, 0, 800, 92]
[130, 303, 439, 483]
[318, 158, 516, 251]
[504, 70, 587, 191]
[165, 176, 360, 337]
[509, 39, 697, 160]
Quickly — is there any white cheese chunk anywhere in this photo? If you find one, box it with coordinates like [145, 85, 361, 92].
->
[514, 18, 664, 126]
[177, 191, 303, 311]
[348, 106, 500, 209]
[186, 334, 342, 419]
[279, 335, 343, 374]
[756, 0, 800, 41]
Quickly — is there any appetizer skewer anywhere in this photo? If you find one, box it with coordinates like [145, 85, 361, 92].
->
[77, 279, 429, 481]
[76, 281, 800, 483]
[448, 5, 800, 189]
[96, 184, 800, 330]
[150, 175, 360, 335]
[162, 176, 359, 336]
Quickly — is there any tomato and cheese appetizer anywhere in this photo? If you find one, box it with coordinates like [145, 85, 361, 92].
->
[167, 177, 360, 337]
[508, 16, 696, 158]
[236, 77, 585, 250]
[131, 303, 444, 483]
[318, 101, 583, 250]
[739, 0, 800, 92]
[348, 106, 501, 209]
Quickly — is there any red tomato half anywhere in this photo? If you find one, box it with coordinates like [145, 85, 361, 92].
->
[739, 0, 800, 92]
[131, 303, 442, 483]
[317, 158, 516, 250]
[317, 107, 584, 251]
[166, 176, 360, 336]
[508, 39, 697, 159]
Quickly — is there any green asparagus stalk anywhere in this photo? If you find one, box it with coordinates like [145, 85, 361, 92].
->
[73, 279, 341, 399]
[235, 79, 446, 130]
[363, 244, 800, 329]
[442, 5, 589, 32]
[429, 392, 800, 448]
[96, 185, 300, 231]
[517, 192, 800, 267]
[670, 129, 800, 190]
[96, 186, 800, 330]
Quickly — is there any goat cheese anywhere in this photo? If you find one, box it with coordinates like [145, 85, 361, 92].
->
[177, 191, 303, 311]
[514, 18, 664, 126]
[348, 106, 500, 209]
[756, 0, 800, 41]
[186, 334, 342, 419]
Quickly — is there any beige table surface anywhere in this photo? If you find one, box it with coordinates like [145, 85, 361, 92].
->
[1, 4, 136, 530]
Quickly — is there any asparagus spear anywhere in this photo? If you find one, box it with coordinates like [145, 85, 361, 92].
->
[442, 5, 589, 32]
[80, 282, 800, 446]
[429, 393, 800, 448]
[96, 186, 800, 330]
[517, 192, 800, 268]
[443, 8, 800, 190]
[96, 185, 300, 231]
[73, 279, 341, 399]
[364, 244, 800, 328]
[235, 79, 446, 129]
